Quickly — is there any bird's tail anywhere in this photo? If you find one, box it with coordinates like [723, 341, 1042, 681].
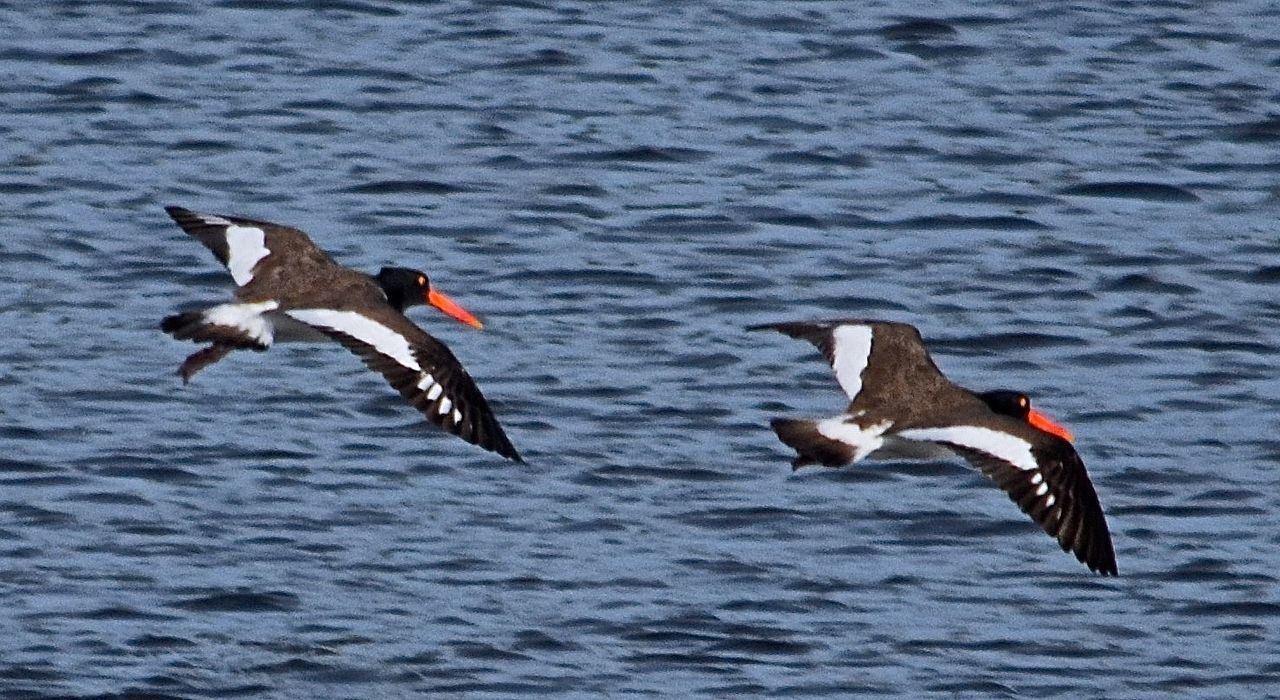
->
[161, 308, 267, 383]
[770, 417, 856, 470]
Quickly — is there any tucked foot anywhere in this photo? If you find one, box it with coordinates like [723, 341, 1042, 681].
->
[178, 343, 234, 384]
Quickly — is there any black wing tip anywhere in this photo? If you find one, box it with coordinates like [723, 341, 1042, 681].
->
[1054, 516, 1118, 577]
[747, 320, 823, 334]
[456, 433, 521, 462]
[1082, 538, 1119, 576]
[748, 319, 886, 344]
[164, 205, 198, 222]
[1084, 554, 1119, 576]
[748, 318, 882, 330]
[486, 434, 523, 463]
[1060, 514, 1118, 576]
[454, 422, 523, 463]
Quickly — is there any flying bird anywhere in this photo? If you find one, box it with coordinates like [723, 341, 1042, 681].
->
[751, 319, 1116, 575]
[160, 206, 521, 462]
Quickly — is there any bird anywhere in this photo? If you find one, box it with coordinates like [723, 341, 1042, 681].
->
[159, 205, 521, 462]
[749, 319, 1116, 575]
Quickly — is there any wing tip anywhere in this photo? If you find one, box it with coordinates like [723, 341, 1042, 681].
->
[1055, 509, 1118, 576]
[1082, 535, 1119, 576]
[462, 434, 521, 463]
[1084, 554, 1119, 576]
[493, 429, 524, 463]
[164, 205, 198, 224]
[746, 320, 822, 334]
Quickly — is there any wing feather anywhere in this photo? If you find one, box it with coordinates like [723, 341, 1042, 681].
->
[932, 436, 1116, 576]
[284, 308, 521, 462]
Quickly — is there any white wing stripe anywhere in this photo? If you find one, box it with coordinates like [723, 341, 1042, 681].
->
[830, 325, 873, 400]
[895, 425, 1040, 471]
[223, 224, 271, 286]
[204, 301, 279, 346]
[285, 309, 421, 371]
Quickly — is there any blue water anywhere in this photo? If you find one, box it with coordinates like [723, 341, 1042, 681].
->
[3, 1, 1280, 697]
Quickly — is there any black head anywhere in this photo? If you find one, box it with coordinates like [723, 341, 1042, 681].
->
[978, 389, 1074, 443]
[375, 267, 430, 312]
[374, 266, 484, 330]
[978, 389, 1031, 420]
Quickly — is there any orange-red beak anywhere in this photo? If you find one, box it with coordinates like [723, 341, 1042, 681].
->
[426, 288, 483, 330]
[1028, 409, 1074, 443]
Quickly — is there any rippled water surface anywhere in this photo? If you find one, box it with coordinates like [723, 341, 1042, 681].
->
[3, 1, 1280, 697]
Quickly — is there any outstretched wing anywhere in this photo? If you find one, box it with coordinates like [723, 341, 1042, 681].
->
[895, 423, 1117, 575]
[749, 320, 950, 408]
[284, 307, 522, 462]
[165, 205, 333, 288]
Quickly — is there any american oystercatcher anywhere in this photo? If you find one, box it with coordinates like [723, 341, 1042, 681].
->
[160, 206, 521, 462]
[750, 319, 1117, 575]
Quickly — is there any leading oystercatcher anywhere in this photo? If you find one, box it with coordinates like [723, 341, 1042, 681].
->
[750, 319, 1117, 575]
[160, 205, 521, 462]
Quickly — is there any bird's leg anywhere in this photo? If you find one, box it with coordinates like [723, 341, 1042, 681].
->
[178, 343, 234, 384]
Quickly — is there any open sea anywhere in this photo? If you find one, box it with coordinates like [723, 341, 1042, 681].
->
[2, 0, 1280, 697]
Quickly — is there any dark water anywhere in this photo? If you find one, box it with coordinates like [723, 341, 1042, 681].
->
[3, 1, 1280, 697]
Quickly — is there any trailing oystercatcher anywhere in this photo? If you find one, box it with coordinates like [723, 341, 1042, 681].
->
[750, 319, 1116, 575]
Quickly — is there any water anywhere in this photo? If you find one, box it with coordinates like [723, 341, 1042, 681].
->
[2, 0, 1280, 696]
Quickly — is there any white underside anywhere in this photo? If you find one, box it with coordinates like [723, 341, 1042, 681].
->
[810, 418, 1034, 470]
[203, 305, 466, 424]
[284, 309, 421, 371]
[282, 308, 462, 423]
[871, 435, 955, 461]
[815, 416, 893, 462]
[268, 311, 331, 343]
[894, 425, 1040, 472]
[203, 301, 280, 346]
[813, 417, 1056, 512]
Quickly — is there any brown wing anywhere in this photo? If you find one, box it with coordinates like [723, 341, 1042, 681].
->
[165, 206, 336, 290]
[749, 319, 956, 417]
[283, 306, 521, 462]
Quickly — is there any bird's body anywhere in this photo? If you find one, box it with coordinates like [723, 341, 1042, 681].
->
[752, 319, 1116, 575]
[160, 206, 521, 462]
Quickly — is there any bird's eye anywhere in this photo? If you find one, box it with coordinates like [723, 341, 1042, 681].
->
[1019, 396, 1028, 409]
[418, 275, 426, 286]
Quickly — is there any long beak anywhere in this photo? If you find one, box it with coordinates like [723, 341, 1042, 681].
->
[1028, 409, 1074, 443]
[426, 288, 484, 330]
